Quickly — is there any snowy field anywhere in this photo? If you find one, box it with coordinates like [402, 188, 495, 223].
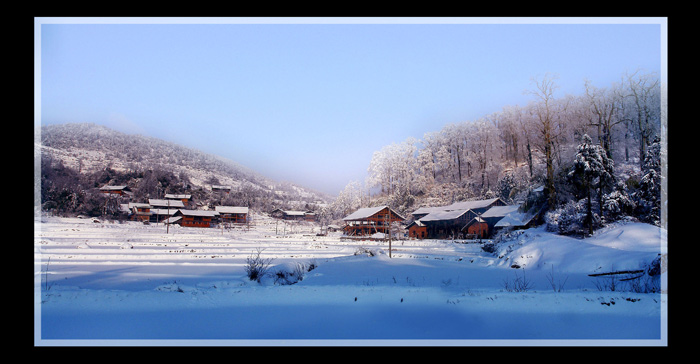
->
[34, 214, 667, 346]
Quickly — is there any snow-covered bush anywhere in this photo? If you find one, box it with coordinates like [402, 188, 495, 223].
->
[603, 181, 636, 222]
[273, 260, 318, 285]
[545, 199, 600, 236]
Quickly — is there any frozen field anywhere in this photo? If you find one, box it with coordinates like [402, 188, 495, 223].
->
[34, 214, 667, 346]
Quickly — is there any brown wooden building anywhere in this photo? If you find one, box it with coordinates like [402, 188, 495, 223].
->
[128, 202, 151, 222]
[342, 206, 404, 237]
[462, 204, 521, 239]
[412, 198, 506, 239]
[164, 194, 192, 207]
[99, 185, 132, 197]
[215, 206, 249, 224]
[173, 210, 219, 228]
[407, 220, 427, 239]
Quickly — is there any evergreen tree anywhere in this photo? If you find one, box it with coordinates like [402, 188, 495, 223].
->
[634, 137, 661, 225]
[569, 134, 615, 234]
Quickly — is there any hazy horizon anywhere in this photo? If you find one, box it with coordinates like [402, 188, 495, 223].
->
[36, 17, 665, 196]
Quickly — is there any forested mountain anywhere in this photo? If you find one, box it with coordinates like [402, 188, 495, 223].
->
[37, 123, 331, 216]
[326, 71, 665, 234]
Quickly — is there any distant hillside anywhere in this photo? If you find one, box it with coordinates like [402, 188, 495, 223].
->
[38, 123, 331, 211]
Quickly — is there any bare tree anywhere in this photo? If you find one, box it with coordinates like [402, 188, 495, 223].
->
[623, 70, 661, 168]
[526, 73, 560, 207]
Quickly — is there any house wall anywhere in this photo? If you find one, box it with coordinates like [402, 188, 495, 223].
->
[221, 213, 247, 224]
[181, 216, 212, 228]
[408, 225, 427, 239]
[466, 221, 489, 238]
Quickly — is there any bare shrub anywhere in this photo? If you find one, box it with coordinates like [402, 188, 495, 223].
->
[502, 268, 533, 292]
[245, 248, 274, 283]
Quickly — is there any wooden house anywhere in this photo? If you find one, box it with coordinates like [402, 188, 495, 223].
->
[463, 217, 489, 238]
[304, 211, 317, 222]
[493, 206, 541, 232]
[215, 206, 249, 224]
[212, 185, 232, 194]
[99, 185, 132, 197]
[413, 198, 506, 239]
[150, 208, 177, 223]
[419, 209, 476, 239]
[270, 209, 308, 220]
[149, 199, 185, 210]
[173, 209, 219, 228]
[462, 205, 527, 238]
[127, 202, 151, 222]
[164, 194, 191, 207]
[342, 206, 404, 237]
[407, 220, 427, 239]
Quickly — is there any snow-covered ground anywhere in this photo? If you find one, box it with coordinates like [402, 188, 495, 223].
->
[34, 214, 667, 346]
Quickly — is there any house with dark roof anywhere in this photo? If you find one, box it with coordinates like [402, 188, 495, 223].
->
[411, 198, 506, 239]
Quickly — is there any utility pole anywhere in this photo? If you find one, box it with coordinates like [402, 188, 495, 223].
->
[385, 210, 392, 258]
[166, 198, 170, 234]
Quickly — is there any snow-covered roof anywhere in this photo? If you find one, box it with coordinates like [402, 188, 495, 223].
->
[150, 208, 176, 215]
[494, 211, 535, 228]
[164, 216, 182, 224]
[412, 198, 503, 218]
[164, 194, 191, 199]
[343, 206, 404, 221]
[175, 209, 219, 217]
[215, 206, 249, 214]
[443, 198, 502, 211]
[128, 202, 151, 208]
[418, 209, 470, 222]
[481, 205, 520, 218]
[411, 206, 446, 215]
[100, 185, 129, 191]
[148, 199, 185, 208]
[284, 210, 307, 216]
[407, 220, 426, 227]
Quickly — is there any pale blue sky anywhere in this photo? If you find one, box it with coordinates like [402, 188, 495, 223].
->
[36, 17, 665, 196]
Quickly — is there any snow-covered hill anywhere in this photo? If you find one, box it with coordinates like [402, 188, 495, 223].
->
[38, 123, 332, 207]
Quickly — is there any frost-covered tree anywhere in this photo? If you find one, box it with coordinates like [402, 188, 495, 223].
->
[603, 181, 636, 221]
[569, 134, 615, 234]
[324, 180, 365, 221]
[366, 138, 418, 196]
[634, 137, 661, 225]
[496, 171, 517, 203]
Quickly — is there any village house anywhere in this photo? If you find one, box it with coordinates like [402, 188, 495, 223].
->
[270, 209, 313, 221]
[172, 209, 219, 228]
[212, 185, 232, 194]
[164, 194, 191, 207]
[407, 220, 427, 239]
[411, 198, 506, 239]
[150, 208, 176, 223]
[342, 206, 404, 237]
[304, 211, 316, 222]
[215, 206, 249, 224]
[149, 198, 185, 210]
[99, 185, 132, 197]
[462, 204, 520, 238]
[127, 202, 151, 222]
[492, 206, 541, 232]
